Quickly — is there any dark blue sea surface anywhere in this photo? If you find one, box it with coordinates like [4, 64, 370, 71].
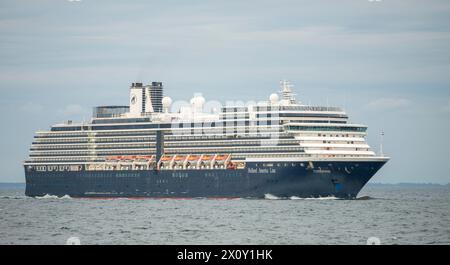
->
[0, 183, 449, 245]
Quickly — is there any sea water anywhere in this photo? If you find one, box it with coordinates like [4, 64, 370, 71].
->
[0, 183, 449, 245]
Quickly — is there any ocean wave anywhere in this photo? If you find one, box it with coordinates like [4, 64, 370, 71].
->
[265, 194, 340, 200]
[355, 196, 376, 200]
[264, 193, 281, 200]
[305, 196, 339, 200]
[290, 196, 339, 200]
[0, 195, 27, 200]
[36, 194, 72, 199]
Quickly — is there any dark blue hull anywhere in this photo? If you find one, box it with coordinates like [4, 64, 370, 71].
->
[24, 161, 386, 199]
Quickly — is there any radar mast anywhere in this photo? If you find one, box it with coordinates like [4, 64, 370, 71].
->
[279, 80, 298, 104]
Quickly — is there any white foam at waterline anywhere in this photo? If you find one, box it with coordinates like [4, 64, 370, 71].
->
[287, 196, 340, 200]
[36, 194, 72, 199]
[264, 194, 281, 200]
[36, 194, 58, 199]
[304, 196, 339, 200]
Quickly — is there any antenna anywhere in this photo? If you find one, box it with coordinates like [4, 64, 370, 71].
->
[343, 87, 347, 112]
[279, 80, 297, 104]
[326, 96, 330, 123]
[380, 130, 384, 157]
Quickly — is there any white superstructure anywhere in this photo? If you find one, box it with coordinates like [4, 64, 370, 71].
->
[24, 81, 387, 171]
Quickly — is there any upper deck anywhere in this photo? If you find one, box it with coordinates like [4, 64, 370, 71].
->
[25, 80, 384, 166]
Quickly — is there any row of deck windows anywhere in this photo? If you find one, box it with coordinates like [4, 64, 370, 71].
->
[26, 151, 373, 163]
[31, 139, 301, 150]
[29, 146, 305, 157]
[37, 125, 285, 139]
[287, 125, 367, 132]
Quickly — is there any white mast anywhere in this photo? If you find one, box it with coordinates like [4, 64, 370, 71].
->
[279, 80, 297, 104]
[380, 130, 384, 157]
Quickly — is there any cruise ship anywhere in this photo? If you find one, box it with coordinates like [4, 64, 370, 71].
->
[24, 81, 389, 198]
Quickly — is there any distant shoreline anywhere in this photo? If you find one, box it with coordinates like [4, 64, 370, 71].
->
[368, 182, 450, 186]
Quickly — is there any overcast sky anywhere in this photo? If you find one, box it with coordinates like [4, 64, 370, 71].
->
[1, 0, 449, 183]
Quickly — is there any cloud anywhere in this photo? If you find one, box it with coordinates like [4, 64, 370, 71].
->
[365, 98, 412, 110]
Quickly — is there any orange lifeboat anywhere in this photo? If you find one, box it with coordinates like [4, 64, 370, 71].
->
[202, 155, 212, 160]
[122, 156, 134, 161]
[174, 155, 186, 161]
[215, 154, 229, 161]
[160, 155, 173, 161]
[187, 155, 200, 161]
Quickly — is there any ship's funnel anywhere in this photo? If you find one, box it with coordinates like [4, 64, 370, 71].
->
[129, 81, 164, 115]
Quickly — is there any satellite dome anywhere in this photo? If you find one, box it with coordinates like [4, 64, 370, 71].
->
[162, 96, 172, 108]
[269, 93, 279, 104]
[191, 95, 205, 109]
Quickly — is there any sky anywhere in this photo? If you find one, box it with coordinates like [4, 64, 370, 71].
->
[0, 0, 449, 183]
